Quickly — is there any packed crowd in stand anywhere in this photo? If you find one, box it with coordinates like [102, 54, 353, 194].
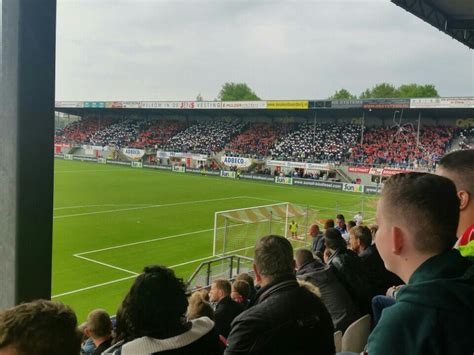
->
[129, 120, 186, 149]
[163, 120, 246, 155]
[55, 118, 113, 145]
[87, 120, 150, 147]
[270, 123, 360, 163]
[224, 123, 291, 158]
[348, 125, 455, 168]
[1, 150, 474, 354]
[55, 117, 469, 167]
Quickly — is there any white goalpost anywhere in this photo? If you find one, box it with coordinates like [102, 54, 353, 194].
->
[213, 202, 318, 257]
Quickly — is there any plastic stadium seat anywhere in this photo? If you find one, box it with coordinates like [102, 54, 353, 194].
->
[341, 314, 371, 353]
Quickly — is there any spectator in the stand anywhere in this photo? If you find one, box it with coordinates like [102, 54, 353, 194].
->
[437, 149, 474, 256]
[86, 309, 113, 355]
[310, 223, 324, 257]
[324, 228, 371, 315]
[231, 280, 251, 307]
[335, 214, 348, 238]
[79, 322, 95, 355]
[234, 273, 256, 301]
[349, 226, 403, 297]
[368, 173, 474, 354]
[225, 235, 335, 355]
[0, 300, 81, 355]
[347, 220, 356, 231]
[105, 265, 221, 355]
[209, 279, 243, 338]
[187, 291, 215, 321]
[295, 248, 360, 332]
[313, 219, 335, 259]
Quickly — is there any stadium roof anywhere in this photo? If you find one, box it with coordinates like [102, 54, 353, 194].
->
[391, 0, 474, 49]
[54, 98, 474, 121]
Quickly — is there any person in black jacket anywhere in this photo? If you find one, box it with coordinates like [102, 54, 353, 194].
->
[209, 279, 243, 338]
[324, 228, 372, 315]
[349, 225, 403, 297]
[225, 235, 335, 355]
[295, 248, 360, 332]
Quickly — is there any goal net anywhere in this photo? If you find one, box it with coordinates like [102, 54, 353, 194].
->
[213, 202, 318, 257]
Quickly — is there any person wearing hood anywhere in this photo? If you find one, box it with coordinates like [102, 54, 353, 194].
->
[368, 173, 474, 354]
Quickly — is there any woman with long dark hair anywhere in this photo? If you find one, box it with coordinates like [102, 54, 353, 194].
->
[104, 265, 222, 355]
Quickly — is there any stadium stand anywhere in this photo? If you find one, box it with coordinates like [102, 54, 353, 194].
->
[54, 117, 113, 144]
[88, 119, 150, 148]
[129, 120, 187, 149]
[270, 122, 360, 163]
[224, 122, 291, 158]
[55, 117, 471, 168]
[348, 125, 455, 168]
[163, 120, 246, 155]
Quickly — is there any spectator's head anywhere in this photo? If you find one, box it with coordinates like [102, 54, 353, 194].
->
[209, 279, 231, 303]
[347, 220, 357, 231]
[336, 214, 345, 229]
[234, 273, 255, 290]
[349, 225, 372, 254]
[187, 292, 214, 321]
[86, 309, 112, 343]
[376, 173, 459, 283]
[324, 228, 346, 252]
[437, 149, 474, 236]
[369, 224, 379, 241]
[253, 235, 295, 286]
[295, 248, 315, 270]
[309, 224, 320, 238]
[324, 219, 335, 230]
[114, 265, 188, 343]
[0, 300, 81, 355]
[231, 280, 250, 303]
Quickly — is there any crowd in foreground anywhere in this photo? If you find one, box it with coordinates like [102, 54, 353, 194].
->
[0, 149, 473, 355]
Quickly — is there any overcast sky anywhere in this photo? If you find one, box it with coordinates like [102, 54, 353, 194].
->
[55, 0, 474, 101]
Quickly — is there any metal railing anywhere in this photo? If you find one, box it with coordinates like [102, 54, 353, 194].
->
[187, 255, 254, 292]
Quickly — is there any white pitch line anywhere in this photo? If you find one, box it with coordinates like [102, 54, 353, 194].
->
[54, 196, 245, 219]
[75, 227, 217, 256]
[54, 204, 153, 210]
[51, 254, 222, 298]
[51, 275, 137, 298]
[54, 169, 112, 173]
[74, 254, 138, 276]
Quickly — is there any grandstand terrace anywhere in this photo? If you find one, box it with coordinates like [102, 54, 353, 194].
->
[55, 98, 474, 169]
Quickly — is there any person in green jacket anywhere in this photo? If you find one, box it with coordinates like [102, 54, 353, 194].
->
[368, 172, 474, 355]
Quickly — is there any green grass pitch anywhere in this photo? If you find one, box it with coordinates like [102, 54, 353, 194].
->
[52, 159, 377, 321]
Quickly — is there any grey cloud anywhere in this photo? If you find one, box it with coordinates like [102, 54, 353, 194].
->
[56, 0, 473, 101]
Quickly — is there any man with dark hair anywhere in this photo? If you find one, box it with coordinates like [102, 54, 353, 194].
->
[0, 300, 81, 355]
[437, 149, 474, 256]
[324, 228, 371, 315]
[295, 248, 359, 332]
[86, 309, 113, 355]
[234, 273, 256, 301]
[225, 235, 334, 355]
[368, 173, 474, 354]
[209, 279, 243, 338]
[231, 280, 251, 306]
[349, 226, 402, 297]
[335, 214, 349, 241]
